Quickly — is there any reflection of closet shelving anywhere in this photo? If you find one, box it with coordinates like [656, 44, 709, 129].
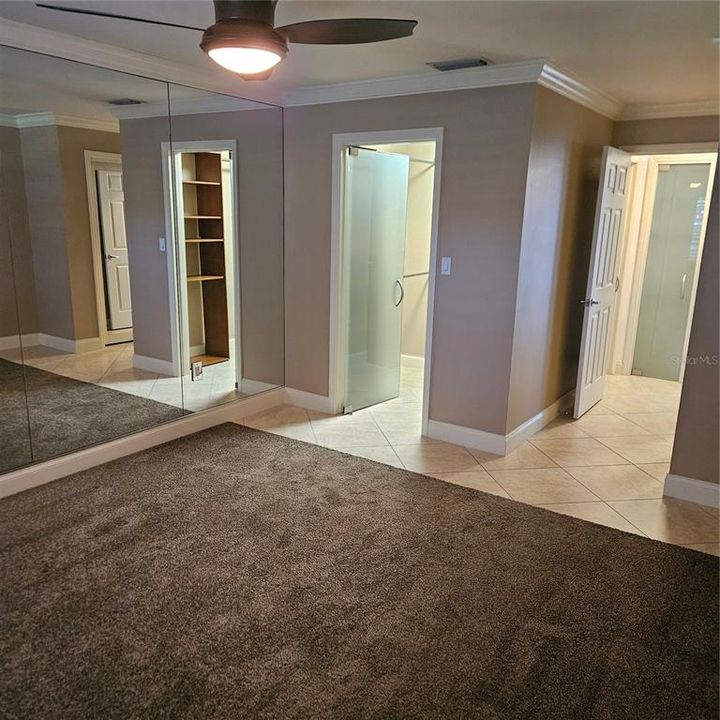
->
[181, 152, 230, 369]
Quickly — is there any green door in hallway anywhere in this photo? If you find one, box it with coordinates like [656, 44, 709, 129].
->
[343, 147, 409, 412]
[633, 163, 712, 381]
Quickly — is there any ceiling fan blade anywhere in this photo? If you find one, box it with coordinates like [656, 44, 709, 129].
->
[276, 18, 417, 45]
[35, 3, 204, 31]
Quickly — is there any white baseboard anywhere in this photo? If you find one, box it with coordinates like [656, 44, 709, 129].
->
[663, 473, 720, 509]
[0, 333, 101, 354]
[189, 344, 205, 357]
[38, 334, 80, 353]
[426, 391, 574, 457]
[401, 354, 425, 369]
[0, 387, 285, 500]
[240, 378, 278, 394]
[505, 390, 575, 453]
[427, 419, 506, 455]
[133, 353, 176, 377]
[284, 387, 335, 414]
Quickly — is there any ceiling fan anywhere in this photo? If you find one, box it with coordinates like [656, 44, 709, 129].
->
[36, 1, 418, 79]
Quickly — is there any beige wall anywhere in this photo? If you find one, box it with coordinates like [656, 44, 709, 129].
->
[120, 107, 284, 385]
[57, 126, 120, 340]
[19, 125, 75, 340]
[369, 141, 435, 359]
[7, 125, 119, 342]
[507, 87, 613, 430]
[0, 126, 37, 337]
[669, 167, 719, 485]
[612, 115, 719, 147]
[402, 142, 435, 359]
[284, 85, 537, 435]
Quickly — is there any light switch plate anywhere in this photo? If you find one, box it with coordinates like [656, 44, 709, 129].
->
[441, 256, 452, 275]
[159, 237, 166, 252]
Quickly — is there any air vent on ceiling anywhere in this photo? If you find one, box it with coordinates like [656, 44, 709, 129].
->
[108, 98, 145, 106]
[428, 58, 492, 72]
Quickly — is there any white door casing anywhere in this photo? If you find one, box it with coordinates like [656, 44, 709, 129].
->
[574, 146, 631, 418]
[97, 169, 132, 331]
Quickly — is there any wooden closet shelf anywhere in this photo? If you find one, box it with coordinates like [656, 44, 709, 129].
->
[187, 274, 224, 283]
[183, 180, 221, 186]
[185, 238, 224, 243]
[191, 354, 229, 367]
[184, 215, 222, 220]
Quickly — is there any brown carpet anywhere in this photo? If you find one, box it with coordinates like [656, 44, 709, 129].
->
[0, 358, 184, 472]
[0, 423, 717, 719]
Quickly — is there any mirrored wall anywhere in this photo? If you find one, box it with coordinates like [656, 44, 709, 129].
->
[0, 45, 284, 473]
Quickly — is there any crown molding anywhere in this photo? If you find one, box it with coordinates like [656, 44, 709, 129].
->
[619, 99, 719, 120]
[0, 111, 118, 132]
[282, 59, 547, 107]
[538, 64, 623, 119]
[1, 16, 715, 124]
[0, 17, 278, 104]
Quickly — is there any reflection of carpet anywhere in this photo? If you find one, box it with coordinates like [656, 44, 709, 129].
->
[1, 423, 717, 719]
[0, 358, 183, 471]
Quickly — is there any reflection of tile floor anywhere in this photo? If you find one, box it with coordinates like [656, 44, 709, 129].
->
[242, 366, 719, 557]
[1, 343, 244, 412]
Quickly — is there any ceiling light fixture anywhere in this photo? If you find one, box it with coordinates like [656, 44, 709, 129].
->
[200, 19, 288, 77]
[36, 1, 418, 81]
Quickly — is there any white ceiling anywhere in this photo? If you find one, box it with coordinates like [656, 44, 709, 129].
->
[0, 0, 717, 109]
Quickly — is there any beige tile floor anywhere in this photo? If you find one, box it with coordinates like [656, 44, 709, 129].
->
[241, 366, 719, 557]
[1, 342, 243, 412]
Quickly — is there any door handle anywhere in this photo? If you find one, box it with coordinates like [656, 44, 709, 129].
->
[579, 298, 600, 307]
[394, 279, 404, 307]
[680, 273, 688, 299]
[105, 253, 119, 260]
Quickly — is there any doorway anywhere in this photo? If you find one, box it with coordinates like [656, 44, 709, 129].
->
[609, 152, 717, 382]
[85, 150, 133, 346]
[330, 129, 443, 435]
[162, 140, 241, 408]
[575, 146, 716, 419]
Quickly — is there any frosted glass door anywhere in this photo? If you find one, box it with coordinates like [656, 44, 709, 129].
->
[343, 148, 409, 412]
[633, 163, 711, 381]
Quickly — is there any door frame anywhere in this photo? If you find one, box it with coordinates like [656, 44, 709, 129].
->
[160, 139, 240, 382]
[329, 127, 444, 433]
[84, 150, 132, 345]
[610, 146, 717, 377]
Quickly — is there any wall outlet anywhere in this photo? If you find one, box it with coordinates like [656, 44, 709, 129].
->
[159, 237, 166, 252]
[441, 256, 452, 275]
[192, 361, 203, 380]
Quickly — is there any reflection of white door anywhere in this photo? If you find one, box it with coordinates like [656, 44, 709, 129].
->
[574, 146, 631, 417]
[97, 170, 132, 330]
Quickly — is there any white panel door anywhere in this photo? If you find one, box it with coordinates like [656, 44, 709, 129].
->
[97, 170, 133, 330]
[574, 146, 631, 418]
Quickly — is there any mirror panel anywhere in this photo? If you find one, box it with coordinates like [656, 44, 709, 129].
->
[0, 46, 285, 472]
[0, 46, 184, 464]
[0, 136, 32, 472]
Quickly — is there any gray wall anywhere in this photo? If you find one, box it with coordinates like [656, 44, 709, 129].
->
[507, 87, 613, 430]
[0, 126, 37, 338]
[669, 167, 719, 485]
[20, 125, 75, 341]
[612, 115, 719, 147]
[284, 85, 537, 435]
[57, 126, 120, 340]
[120, 107, 284, 384]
